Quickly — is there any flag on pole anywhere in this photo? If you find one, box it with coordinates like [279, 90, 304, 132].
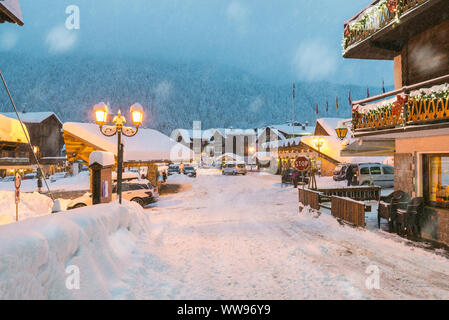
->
[293, 83, 295, 99]
[382, 79, 385, 93]
[336, 96, 339, 111]
[326, 100, 329, 113]
[316, 103, 319, 115]
[367, 86, 370, 98]
[348, 90, 352, 106]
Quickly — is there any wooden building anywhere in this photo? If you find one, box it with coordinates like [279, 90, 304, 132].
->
[343, 0, 449, 245]
[63, 122, 193, 188]
[0, 114, 31, 176]
[1, 112, 66, 175]
[0, 0, 24, 26]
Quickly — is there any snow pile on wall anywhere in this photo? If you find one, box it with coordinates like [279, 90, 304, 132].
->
[0, 171, 90, 193]
[89, 151, 115, 167]
[0, 201, 151, 299]
[0, 191, 53, 226]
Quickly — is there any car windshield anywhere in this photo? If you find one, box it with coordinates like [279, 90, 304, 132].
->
[185, 167, 194, 170]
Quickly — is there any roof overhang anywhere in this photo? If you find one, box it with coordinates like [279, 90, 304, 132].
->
[343, 0, 448, 60]
[0, 0, 24, 26]
[341, 138, 395, 157]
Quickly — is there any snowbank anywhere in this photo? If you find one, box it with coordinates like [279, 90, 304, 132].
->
[0, 201, 151, 299]
[0, 191, 53, 226]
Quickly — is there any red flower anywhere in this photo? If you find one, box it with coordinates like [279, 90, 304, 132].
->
[344, 25, 350, 37]
[387, 0, 398, 14]
[391, 94, 408, 116]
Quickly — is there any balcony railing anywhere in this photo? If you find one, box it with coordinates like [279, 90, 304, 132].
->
[343, 0, 426, 51]
[352, 74, 449, 132]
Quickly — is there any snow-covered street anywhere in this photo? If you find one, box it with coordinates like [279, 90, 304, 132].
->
[126, 172, 449, 300]
[1, 170, 449, 299]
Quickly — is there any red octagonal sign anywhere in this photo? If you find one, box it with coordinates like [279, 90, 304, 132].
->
[295, 156, 310, 172]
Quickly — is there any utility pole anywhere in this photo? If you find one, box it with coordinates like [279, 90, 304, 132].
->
[292, 83, 295, 134]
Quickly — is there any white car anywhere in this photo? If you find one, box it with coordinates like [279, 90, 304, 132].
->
[67, 180, 159, 209]
[51, 172, 69, 183]
[222, 162, 247, 175]
[357, 163, 394, 188]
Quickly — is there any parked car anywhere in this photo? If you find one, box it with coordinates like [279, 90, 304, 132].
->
[51, 172, 69, 183]
[282, 168, 309, 187]
[183, 166, 197, 178]
[23, 173, 37, 180]
[333, 164, 349, 181]
[222, 162, 247, 175]
[357, 163, 394, 188]
[168, 164, 180, 175]
[2, 176, 15, 182]
[67, 180, 159, 209]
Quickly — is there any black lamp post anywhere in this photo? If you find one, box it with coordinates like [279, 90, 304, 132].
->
[93, 102, 143, 204]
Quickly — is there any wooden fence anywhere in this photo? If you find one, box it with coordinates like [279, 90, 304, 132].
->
[317, 186, 381, 201]
[298, 188, 321, 211]
[331, 196, 365, 228]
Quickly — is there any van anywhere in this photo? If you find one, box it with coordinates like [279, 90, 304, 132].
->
[357, 163, 394, 188]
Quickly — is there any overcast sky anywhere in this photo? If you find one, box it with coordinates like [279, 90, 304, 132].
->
[0, 0, 394, 86]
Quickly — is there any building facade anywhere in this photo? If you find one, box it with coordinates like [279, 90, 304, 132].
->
[343, 0, 449, 245]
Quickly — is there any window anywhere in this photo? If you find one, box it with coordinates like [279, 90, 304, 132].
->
[424, 155, 449, 209]
[383, 166, 394, 175]
[370, 167, 381, 175]
[360, 167, 370, 175]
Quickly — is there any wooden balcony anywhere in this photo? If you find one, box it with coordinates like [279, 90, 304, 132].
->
[352, 74, 449, 135]
[343, 0, 447, 60]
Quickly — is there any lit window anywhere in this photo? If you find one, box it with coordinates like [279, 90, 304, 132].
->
[425, 155, 449, 208]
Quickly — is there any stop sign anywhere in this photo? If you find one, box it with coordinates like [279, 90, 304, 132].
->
[295, 156, 310, 172]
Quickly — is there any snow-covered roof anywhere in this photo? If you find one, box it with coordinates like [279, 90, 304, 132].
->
[1, 112, 62, 125]
[316, 118, 350, 137]
[0, 0, 24, 25]
[270, 123, 315, 136]
[214, 153, 245, 163]
[0, 114, 29, 144]
[63, 122, 193, 163]
[172, 129, 193, 143]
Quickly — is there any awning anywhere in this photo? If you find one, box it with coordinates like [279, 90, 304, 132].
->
[341, 138, 395, 157]
[0, 0, 24, 26]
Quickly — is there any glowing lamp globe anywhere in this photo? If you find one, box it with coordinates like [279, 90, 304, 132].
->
[94, 103, 109, 126]
[130, 103, 144, 127]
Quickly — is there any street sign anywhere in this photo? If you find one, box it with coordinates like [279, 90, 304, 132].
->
[295, 156, 310, 172]
[14, 172, 21, 190]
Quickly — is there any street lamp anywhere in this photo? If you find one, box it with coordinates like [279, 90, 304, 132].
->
[93, 102, 144, 204]
[313, 137, 324, 155]
[313, 137, 324, 177]
[335, 121, 349, 141]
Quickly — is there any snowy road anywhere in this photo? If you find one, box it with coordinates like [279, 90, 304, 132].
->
[126, 172, 449, 300]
